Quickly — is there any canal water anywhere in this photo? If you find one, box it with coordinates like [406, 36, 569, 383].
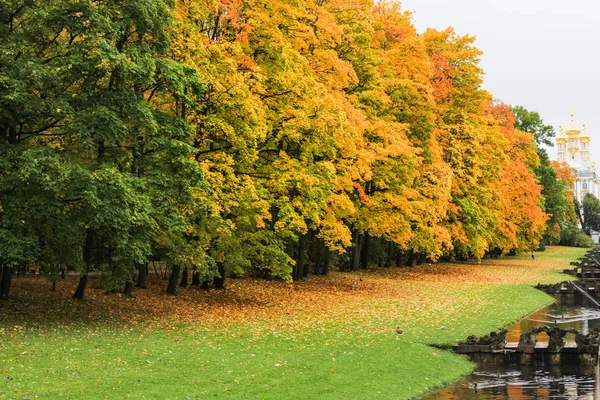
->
[423, 292, 600, 399]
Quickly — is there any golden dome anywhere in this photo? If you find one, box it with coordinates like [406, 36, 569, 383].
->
[558, 123, 567, 135]
[557, 123, 567, 142]
[580, 123, 590, 140]
[565, 113, 581, 136]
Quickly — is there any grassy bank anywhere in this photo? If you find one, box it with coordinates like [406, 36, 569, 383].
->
[0, 246, 586, 399]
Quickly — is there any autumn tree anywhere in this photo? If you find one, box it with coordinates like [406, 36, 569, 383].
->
[489, 103, 546, 252]
[422, 27, 506, 259]
[551, 160, 579, 224]
[511, 105, 568, 245]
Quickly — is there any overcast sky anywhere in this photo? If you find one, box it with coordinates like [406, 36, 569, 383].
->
[400, 0, 600, 161]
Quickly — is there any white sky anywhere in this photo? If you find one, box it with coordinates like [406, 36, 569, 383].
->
[400, 0, 600, 160]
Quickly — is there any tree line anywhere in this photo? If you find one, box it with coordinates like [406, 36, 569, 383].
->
[0, 0, 585, 300]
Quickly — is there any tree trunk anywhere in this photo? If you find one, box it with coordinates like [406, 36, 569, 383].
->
[378, 248, 385, 268]
[180, 267, 188, 287]
[322, 252, 330, 276]
[360, 234, 370, 269]
[406, 249, 416, 267]
[72, 274, 88, 300]
[72, 229, 94, 300]
[0, 264, 12, 300]
[350, 229, 362, 271]
[166, 264, 181, 295]
[302, 260, 310, 278]
[296, 234, 308, 281]
[201, 279, 210, 290]
[135, 262, 147, 289]
[213, 263, 226, 290]
[395, 247, 404, 267]
[123, 281, 134, 296]
[291, 262, 298, 281]
[313, 239, 326, 275]
[386, 241, 394, 267]
[576, 201, 585, 233]
[191, 270, 201, 286]
[303, 230, 317, 278]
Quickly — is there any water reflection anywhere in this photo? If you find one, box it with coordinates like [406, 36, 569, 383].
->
[423, 292, 600, 399]
[506, 295, 600, 344]
[423, 364, 596, 399]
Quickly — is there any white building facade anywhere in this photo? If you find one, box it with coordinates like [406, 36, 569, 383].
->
[556, 114, 599, 203]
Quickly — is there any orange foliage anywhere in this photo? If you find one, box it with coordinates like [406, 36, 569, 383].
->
[551, 160, 576, 190]
[490, 102, 547, 252]
[167, 0, 554, 268]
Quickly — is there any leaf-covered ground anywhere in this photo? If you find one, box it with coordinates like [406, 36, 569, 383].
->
[0, 246, 586, 399]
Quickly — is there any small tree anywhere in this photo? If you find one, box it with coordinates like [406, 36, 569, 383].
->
[582, 193, 600, 235]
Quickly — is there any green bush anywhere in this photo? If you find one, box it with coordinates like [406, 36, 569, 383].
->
[559, 223, 595, 248]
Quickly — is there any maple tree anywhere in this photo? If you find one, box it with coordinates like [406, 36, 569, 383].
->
[489, 103, 546, 252]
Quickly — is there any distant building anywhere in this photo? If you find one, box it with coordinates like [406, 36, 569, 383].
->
[556, 113, 599, 203]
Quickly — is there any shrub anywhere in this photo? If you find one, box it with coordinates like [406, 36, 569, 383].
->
[559, 223, 595, 248]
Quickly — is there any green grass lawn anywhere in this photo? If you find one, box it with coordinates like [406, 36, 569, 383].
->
[0, 246, 587, 399]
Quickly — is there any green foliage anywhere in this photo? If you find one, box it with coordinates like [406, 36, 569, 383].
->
[582, 193, 600, 234]
[559, 223, 594, 248]
[0, 0, 206, 292]
[0, 147, 86, 273]
[535, 148, 568, 244]
[512, 105, 556, 147]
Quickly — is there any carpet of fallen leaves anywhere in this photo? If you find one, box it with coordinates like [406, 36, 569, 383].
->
[0, 246, 584, 335]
